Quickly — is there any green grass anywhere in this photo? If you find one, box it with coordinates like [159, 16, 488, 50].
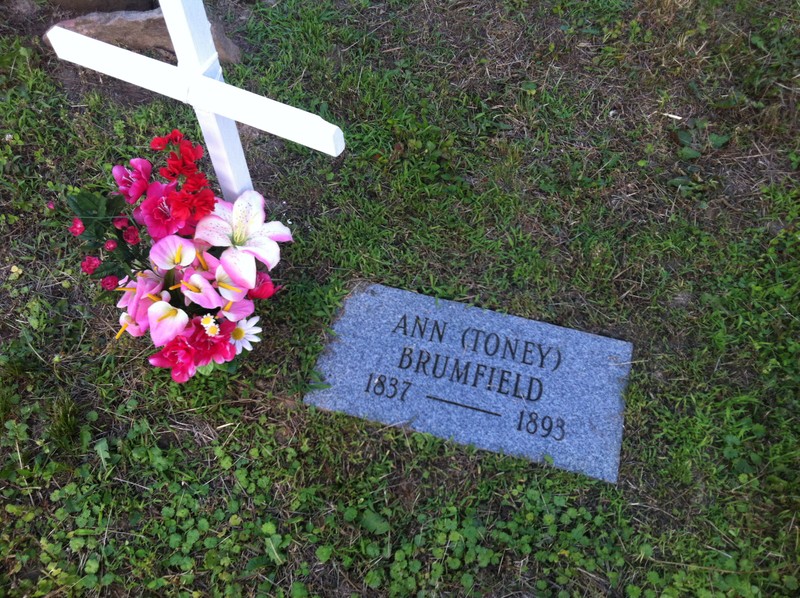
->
[1, 0, 798, 595]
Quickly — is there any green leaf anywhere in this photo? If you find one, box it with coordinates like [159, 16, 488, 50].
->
[85, 557, 100, 574]
[94, 439, 110, 469]
[364, 569, 382, 589]
[264, 534, 285, 565]
[245, 555, 270, 572]
[343, 507, 358, 522]
[709, 133, 731, 149]
[290, 582, 309, 598]
[360, 510, 390, 535]
[183, 529, 200, 552]
[196, 363, 216, 376]
[315, 545, 333, 563]
[678, 146, 702, 160]
[675, 129, 694, 147]
[750, 34, 767, 52]
[667, 176, 692, 188]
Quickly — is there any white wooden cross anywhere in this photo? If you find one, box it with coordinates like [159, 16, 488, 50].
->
[45, 0, 345, 201]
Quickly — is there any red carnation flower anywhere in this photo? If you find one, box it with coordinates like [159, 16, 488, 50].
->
[69, 217, 85, 236]
[104, 239, 118, 251]
[81, 256, 101, 275]
[101, 275, 119, 291]
[150, 129, 184, 151]
[166, 190, 194, 222]
[192, 188, 217, 220]
[182, 172, 209, 193]
[167, 130, 184, 144]
[112, 216, 130, 230]
[123, 226, 141, 245]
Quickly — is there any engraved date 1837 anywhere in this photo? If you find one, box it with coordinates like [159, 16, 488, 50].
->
[364, 373, 412, 401]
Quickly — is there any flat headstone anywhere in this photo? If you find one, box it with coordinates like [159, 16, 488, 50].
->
[305, 284, 633, 483]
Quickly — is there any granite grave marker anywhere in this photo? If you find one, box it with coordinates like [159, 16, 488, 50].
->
[305, 284, 633, 483]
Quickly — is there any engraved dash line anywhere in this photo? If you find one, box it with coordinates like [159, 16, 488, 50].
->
[425, 395, 501, 417]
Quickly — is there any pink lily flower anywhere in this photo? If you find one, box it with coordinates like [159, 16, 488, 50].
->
[112, 158, 152, 204]
[194, 191, 292, 289]
[187, 246, 219, 280]
[116, 312, 147, 339]
[180, 273, 225, 309]
[148, 296, 189, 347]
[214, 265, 247, 303]
[150, 235, 196, 271]
[116, 272, 164, 334]
[218, 298, 255, 322]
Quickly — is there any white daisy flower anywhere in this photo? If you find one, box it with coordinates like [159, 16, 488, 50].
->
[230, 316, 262, 355]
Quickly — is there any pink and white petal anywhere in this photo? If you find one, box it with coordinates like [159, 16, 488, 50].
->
[182, 275, 224, 309]
[116, 277, 136, 309]
[120, 313, 146, 337]
[150, 235, 196, 270]
[213, 199, 235, 223]
[241, 236, 281, 270]
[215, 265, 247, 302]
[177, 239, 196, 267]
[219, 298, 255, 322]
[256, 220, 293, 243]
[149, 236, 176, 270]
[191, 250, 219, 278]
[220, 247, 257, 289]
[194, 214, 233, 247]
[231, 191, 266, 239]
[147, 302, 189, 346]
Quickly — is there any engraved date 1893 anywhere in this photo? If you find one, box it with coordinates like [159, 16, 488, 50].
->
[364, 373, 413, 401]
[516, 410, 565, 441]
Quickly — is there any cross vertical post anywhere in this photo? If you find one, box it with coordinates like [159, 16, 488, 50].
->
[159, 1, 252, 201]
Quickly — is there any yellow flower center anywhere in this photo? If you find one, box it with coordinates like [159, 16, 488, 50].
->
[115, 322, 129, 340]
[181, 280, 200, 293]
[158, 308, 178, 322]
[217, 282, 241, 293]
[232, 327, 245, 341]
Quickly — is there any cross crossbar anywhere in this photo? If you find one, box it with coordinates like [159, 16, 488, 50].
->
[45, 0, 345, 201]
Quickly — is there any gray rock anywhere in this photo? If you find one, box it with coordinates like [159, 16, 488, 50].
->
[46, 8, 241, 65]
[305, 284, 634, 483]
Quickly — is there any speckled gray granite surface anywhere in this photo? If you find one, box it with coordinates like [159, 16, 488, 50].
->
[304, 284, 633, 483]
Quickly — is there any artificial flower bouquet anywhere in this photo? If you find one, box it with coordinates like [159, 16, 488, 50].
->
[67, 130, 291, 382]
